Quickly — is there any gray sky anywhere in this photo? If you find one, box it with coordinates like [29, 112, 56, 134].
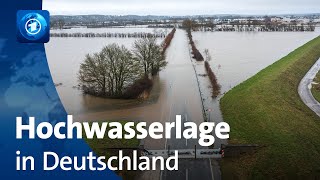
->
[43, 0, 320, 15]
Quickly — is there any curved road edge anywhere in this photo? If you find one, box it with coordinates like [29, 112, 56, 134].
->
[298, 58, 320, 116]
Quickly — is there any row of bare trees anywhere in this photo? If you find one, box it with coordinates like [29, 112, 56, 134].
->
[78, 37, 167, 98]
[51, 19, 65, 29]
[204, 61, 221, 98]
[200, 24, 315, 32]
[192, 18, 316, 32]
[50, 32, 166, 38]
[162, 28, 176, 53]
[182, 19, 204, 61]
[182, 19, 220, 97]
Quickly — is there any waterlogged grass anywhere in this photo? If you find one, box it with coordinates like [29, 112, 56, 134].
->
[311, 73, 320, 102]
[220, 36, 320, 179]
[84, 121, 139, 179]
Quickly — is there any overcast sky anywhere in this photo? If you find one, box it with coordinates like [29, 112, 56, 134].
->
[43, 0, 320, 15]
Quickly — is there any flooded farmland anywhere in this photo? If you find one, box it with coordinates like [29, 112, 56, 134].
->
[193, 29, 320, 94]
[46, 27, 167, 115]
[190, 28, 320, 135]
[46, 27, 320, 124]
[45, 27, 320, 180]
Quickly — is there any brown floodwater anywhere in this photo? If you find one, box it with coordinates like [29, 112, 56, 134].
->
[191, 28, 320, 144]
[193, 29, 320, 94]
[45, 27, 320, 180]
[45, 27, 320, 137]
[46, 28, 166, 116]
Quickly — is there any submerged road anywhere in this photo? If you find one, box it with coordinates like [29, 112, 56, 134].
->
[298, 58, 320, 116]
[158, 29, 215, 180]
[76, 29, 219, 180]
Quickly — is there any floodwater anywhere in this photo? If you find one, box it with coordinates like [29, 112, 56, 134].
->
[46, 27, 320, 126]
[45, 27, 319, 180]
[51, 27, 168, 34]
[45, 27, 166, 115]
[191, 28, 320, 140]
[193, 29, 320, 94]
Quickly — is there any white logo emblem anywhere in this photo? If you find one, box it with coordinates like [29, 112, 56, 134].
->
[25, 18, 42, 35]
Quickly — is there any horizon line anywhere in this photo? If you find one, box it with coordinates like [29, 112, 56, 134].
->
[49, 13, 320, 17]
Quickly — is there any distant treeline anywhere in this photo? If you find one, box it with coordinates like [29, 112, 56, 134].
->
[148, 25, 175, 28]
[199, 24, 316, 32]
[50, 16, 176, 29]
[50, 32, 166, 38]
[182, 17, 316, 32]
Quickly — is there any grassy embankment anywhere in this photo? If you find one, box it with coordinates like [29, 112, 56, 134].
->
[220, 36, 320, 179]
[84, 121, 139, 180]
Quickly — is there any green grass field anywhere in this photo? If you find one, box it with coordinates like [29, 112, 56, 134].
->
[220, 36, 320, 179]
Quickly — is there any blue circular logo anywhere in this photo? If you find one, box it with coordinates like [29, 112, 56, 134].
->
[18, 13, 48, 41]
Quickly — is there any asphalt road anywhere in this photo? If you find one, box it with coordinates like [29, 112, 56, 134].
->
[79, 29, 220, 180]
[157, 29, 217, 180]
[298, 58, 320, 116]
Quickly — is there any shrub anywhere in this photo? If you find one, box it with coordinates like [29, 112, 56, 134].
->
[162, 28, 176, 53]
[122, 77, 153, 99]
[186, 29, 204, 61]
[204, 61, 220, 97]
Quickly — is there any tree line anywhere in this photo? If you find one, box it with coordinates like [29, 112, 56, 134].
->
[78, 37, 167, 99]
[50, 32, 166, 38]
[162, 28, 176, 54]
[182, 19, 204, 61]
[182, 19, 221, 97]
[204, 61, 221, 98]
[182, 17, 316, 32]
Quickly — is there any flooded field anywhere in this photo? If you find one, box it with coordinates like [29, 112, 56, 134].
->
[46, 27, 166, 115]
[46, 27, 320, 124]
[193, 29, 320, 94]
[191, 28, 320, 131]
[51, 27, 169, 34]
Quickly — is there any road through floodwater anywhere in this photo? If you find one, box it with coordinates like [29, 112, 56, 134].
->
[46, 27, 320, 180]
[156, 29, 215, 180]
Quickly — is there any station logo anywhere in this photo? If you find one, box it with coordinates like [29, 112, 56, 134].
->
[16, 10, 50, 43]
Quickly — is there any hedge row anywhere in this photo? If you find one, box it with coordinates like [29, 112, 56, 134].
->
[186, 29, 204, 61]
[204, 61, 220, 97]
[162, 28, 176, 53]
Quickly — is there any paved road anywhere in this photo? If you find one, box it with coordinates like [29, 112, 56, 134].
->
[157, 29, 216, 180]
[78, 29, 220, 180]
[298, 58, 320, 116]
[138, 29, 221, 180]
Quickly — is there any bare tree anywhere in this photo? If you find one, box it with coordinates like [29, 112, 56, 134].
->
[207, 19, 215, 31]
[78, 43, 141, 97]
[102, 44, 142, 96]
[204, 49, 212, 61]
[133, 37, 166, 77]
[182, 19, 195, 30]
[78, 53, 106, 96]
[57, 19, 65, 29]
